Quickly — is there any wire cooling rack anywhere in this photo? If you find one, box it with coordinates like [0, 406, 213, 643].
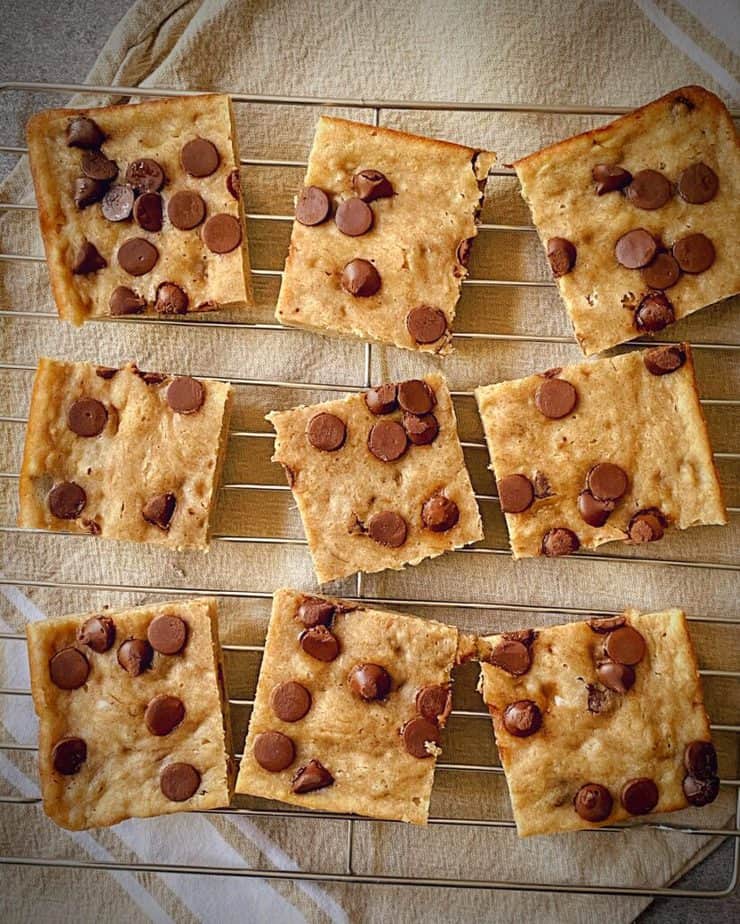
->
[0, 81, 738, 901]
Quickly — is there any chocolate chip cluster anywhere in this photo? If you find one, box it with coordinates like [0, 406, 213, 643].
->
[66, 114, 242, 315]
[251, 596, 453, 789]
[496, 345, 687, 557]
[301, 380, 461, 549]
[47, 367, 207, 534]
[294, 168, 456, 348]
[49, 612, 203, 803]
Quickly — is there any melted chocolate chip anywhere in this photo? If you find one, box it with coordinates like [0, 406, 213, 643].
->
[546, 237, 576, 277]
[72, 240, 106, 275]
[145, 694, 185, 736]
[73, 177, 106, 209]
[489, 639, 531, 676]
[672, 233, 715, 274]
[142, 493, 177, 530]
[368, 419, 407, 462]
[397, 380, 434, 415]
[683, 774, 719, 807]
[341, 259, 381, 297]
[335, 197, 373, 236]
[406, 306, 447, 344]
[155, 282, 189, 314]
[592, 164, 632, 195]
[626, 170, 671, 210]
[168, 190, 206, 230]
[578, 491, 614, 527]
[77, 615, 116, 652]
[421, 494, 459, 532]
[615, 228, 657, 269]
[643, 344, 686, 375]
[416, 684, 452, 723]
[353, 169, 393, 201]
[348, 663, 392, 701]
[147, 613, 188, 655]
[67, 116, 104, 149]
[367, 510, 407, 547]
[403, 412, 438, 446]
[587, 615, 626, 633]
[635, 292, 675, 332]
[295, 186, 331, 225]
[181, 138, 220, 178]
[574, 783, 613, 822]
[642, 252, 680, 290]
[49, 647, 89, 690]
[160, 762, 201, 801]
[67, 397, 107, 437]
[621, 777, 659, 815]
[605, 625, 646, 665]
[677, 162, 718, 204]
[541, 527, 579, 557]
[227, 169, 241, 199]
[52, 736, 88, 775]
[125, 158, 165, 194]
[365, 384, 397, 415]
[596, 661, 636, 693]
[296, 598, 335, 628]
[684, 740, 718, 779]
[497, 474, 534, 514]
[270, 681, 312, 722]
[167, 376, 205, 414]
[203, 213, 242, 253]
[300, 626, 340, 662]
[292, 759, 334, 793]
[117, 638, 153, 676]
[81, 150, 118, 182]
[401, 716, 441, 758]
[587, 463, 628, 501]
[133, 192, 163, 232]
[306, 412, 346, 451]
[535, 377, 577, 418]
[118, 237, 158, 276]
[110, 285, 146, 315]
[101, 184, 134, 222]
[628, 508, 665, 543]
[503, 700, 542, 737]
[48, 482, 86, 519]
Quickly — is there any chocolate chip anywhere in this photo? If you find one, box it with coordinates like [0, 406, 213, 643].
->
[535, 474, 552, 498]
[155, 282, 189, 314]
[227, 169, 241, 199]
[48, 482, 86, 519]
[135, 368, 167, 385]
[587, 463, 628, 501]
[254, 730, 295, 772]
[160, 762, 201, 801]
[300, 626, 340, 662]
[541, 527, 580, 557]
[292, 759, 334, 793]
[574, 783, 613, 822]
[52, 736, 87, 775]
[81, 150, 118, 182]
[72, 240, 106, 275]
[626, 169, 671, 210]
[181, 138, 220, 178]
[101, 184, 134, 222]
[683, 774, 719, 807]
[203, 213, 242, 253]
[335, 197, 373, 236]
[67, 397, 107, 437]
[167, 376, 205, 414]
[587, 615, 626, 633]
[642, 252, 680, 290]
[348, 663, 392, 701]
[49, 647, 89, 690]
[621, 777, 659, 815]
[77, 615, 115, 653]
[592, 164, 632, 195]
[677, 162, 718, 204]
[628, 508, 665, 543]
[596, 661, 636, 693]
[605, 625, 646, 665]
[502, 629, 537, 647]
[672, 233, 715, 274]
[397, 380, 434, 415]
[118, 237, 158, 276]
[489, 639, 531, 675]
[615, 228, 657, 269]
[142, 493, 177, 530]
[421, 494, 459, 532]
[341, 259, 381, 297]
[73, 177, 106, 209]
[577, 490, 614, 527]
[368, 419, 407, 462]
[534, 377, 577, 419]
[405, 306, 448, 345]
[167, 190, 206, 230]
[145, 694, 185, 736]
[147, 613, 188, 655]
[456, 238, 473, 267]
[497, 474, 534, 514]
[546, 237, 576, 277]
[367, 511, 407, 547]
[110, 285, 145, 315]
[503, 700, 542, 737]
[117, 638, 153, 675]
[125, 158, 165, 194]
[296, 597, 335, 628]
[295, 186, 331, 225]
[416, 684, 452, 724]
[96, 366, 118, 379]
[635, 292, 675, 332]
[67, 116, 104, 149]
[401, 716, 441, 758]
[270, 681, 312, 722]
[307, 412, 346, 451]
[643, 344, 686, 376]
[684, 740, 718, 779]
[403, 412, 439, 446]
[365, 384, 397, 415]
[353, 169, 393, 201]
[132, 192, 163, 232]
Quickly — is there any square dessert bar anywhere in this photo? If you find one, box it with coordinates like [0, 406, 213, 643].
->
[478, 608, 719, 836]
[19, 358, 232, 550]
[268, 373, 483, 583]
[275, 116, 495, 354]
[475, 344, 726, 559]
[27, 598, 233, 830]
[514, 86, 740, 355]
[235, 589, 459, 823]
[26, 93, 253, 324]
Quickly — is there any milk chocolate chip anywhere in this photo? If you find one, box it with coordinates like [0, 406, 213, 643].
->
[503, 700, 542, 737]
[672, 233, 715, 274]
[683, 774, 720, 807]
[626, 170, 671, 210]
[497, 474, 534, 514]
[592, 164, 632, 195]
[642, 252, 680, 290]
[118, 237, 158, 276]
[634, 292, 675, 332]
[341, 259, 381, 297]
[621, 777, 659, 814]
[147, 613, 188, 655]
[270, 681, 312, 722]
[117, 638, 153, 676]
[605, 625, 646, 665]
[125, 158, 165, 194]
[49, 647, 89, 690]
[365, 384, 397, 415]
[307, 412, 346, 451]
[155, 282, 189, 314]
[367, 511, 407, 547]
[296, 598, 335, 628]
[587, 463, 628, 502]
[574, 783, 613, 822]
[403, 412, 438, 445]
[81, 150, 118, 182]
[628, 508, 665, 543]
[401, 716, 441, 758]
[397, 380, 434, 415]
[167, 376, 205, 413]
[353, 169, 393, 201]
[110, 285, 146, 315]
[541, 527, 580, 557]
[348, 663, 392, 701]
[587, 615, 626, 633]
[596, 661, 636, 693]
[406, 306, 447, 344]
[181, 138, 220, 178]
[335, 197, 373, 236]
[160, 762, 201, 801]
[684, 740, 718, 779]
[133, 192, 163, 232]
[168, 190, 206, 230]
[677, 162, 718, 204]
[578, 491, 614, 527]
[227, 169, 241, 199]
[142, 493, 177, 530]
[145, 694, 185, 736]
[67, 116, 104, 149]
[254, 730, 295, 771]
[72, 240, 106, 274]
[77, 615, 116, 652]
[421, 494, 459, 532]
[643, 344, 686, 375]
[67, 398, 107, 437]
[615, 229, 657, 269]
[368, 419, 407, 462]
[489, 639, 531, 676]
[52, 737, 87, 775]
[292, 759, 334, 793]
[547, 237, 576, 277]
[416, 684, 452, 723]
[300, 626, 340, 662]
[48, 482, 86, 519]
[295, 186, 330, 225]
[101, 184, 134, 222]
[73, 177, 106, 209]
[203, 214, 242, 253]
[535, 377, 577, 418]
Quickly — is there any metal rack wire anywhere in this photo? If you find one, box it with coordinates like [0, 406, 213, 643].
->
[0, 81, 738, 900]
